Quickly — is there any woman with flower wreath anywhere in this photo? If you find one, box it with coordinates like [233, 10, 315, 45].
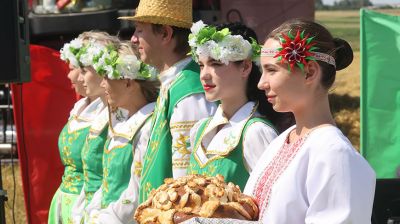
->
[243, 19, 376, 223]
[48, 31, 119, 224]
[186, 22, 286, 191]
[80, 41, 159, 224]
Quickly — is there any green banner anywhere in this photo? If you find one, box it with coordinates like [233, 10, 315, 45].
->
[360, 9, 400, 178]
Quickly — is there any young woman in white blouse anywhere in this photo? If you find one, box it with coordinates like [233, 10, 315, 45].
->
[48, 32, 117, 224]
[244, 19, 376, 223]
[81, 41, 159, 224]
[186, 22, 289, 190]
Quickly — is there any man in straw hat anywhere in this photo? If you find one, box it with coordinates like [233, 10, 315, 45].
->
[120, 0, 217, 203]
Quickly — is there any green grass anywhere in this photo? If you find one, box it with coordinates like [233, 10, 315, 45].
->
[316, 10, 360, 51]
[316, 10, 362, 149]
[2, 164, 26, 224]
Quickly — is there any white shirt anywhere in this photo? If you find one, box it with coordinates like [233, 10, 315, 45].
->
[244, 125, 376, 224]
[78, 103, 155, 224]
[68, 97, 105, 131]
[159, 57, 217, 178]
[190, 101, 278, 173]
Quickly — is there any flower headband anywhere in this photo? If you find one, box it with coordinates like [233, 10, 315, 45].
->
[188, 20, 261, 65]
[261, 30, 336, 71]
[79, 43, 157, 81]
[60, 38, 84, 68]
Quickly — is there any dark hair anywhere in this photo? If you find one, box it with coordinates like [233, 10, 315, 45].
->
[267, 19, 353, 89]
[151, 24, 191, 56]
[216, 23, 294, 133]
[136, 80, 160, 102]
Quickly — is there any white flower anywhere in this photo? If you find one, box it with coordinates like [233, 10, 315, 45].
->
[196, 40, 217, 59]
[219, 35, 252, 63]
[104, 65, 114, 78]
[190, 20, 206, 35]
[69, 38, 83, 49]
[117, 55, 141, 79]
[143, 65, 158, 81]
[188, 37, 196, 48]
[79, 43, 108, 67]
[60, 42, 81, 67]
[69, 56, 80, 68]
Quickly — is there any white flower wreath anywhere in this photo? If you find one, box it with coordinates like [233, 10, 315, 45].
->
[60, 38, 84, 68]
[188, 20, 261, 65]
[79, 43, 158, 81]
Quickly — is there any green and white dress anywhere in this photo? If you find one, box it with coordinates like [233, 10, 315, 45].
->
[85, 103, 155, 223]
[139, 58, 217, 203]
[187, 101, 278, 190]
[48, 97, 105, 224]
[70, 107, 109, 223]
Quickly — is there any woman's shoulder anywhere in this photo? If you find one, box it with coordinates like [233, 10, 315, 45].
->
[307, 126, 354, 151]
[306, 126, 372, 168]
[243, 118, 278, 139]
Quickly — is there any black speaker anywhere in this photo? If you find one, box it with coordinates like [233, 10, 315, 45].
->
[0, 0, 31, 83]
[372, 179, 400, 224]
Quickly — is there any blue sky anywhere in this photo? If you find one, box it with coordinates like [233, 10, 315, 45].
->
[323, 0, 400, 5]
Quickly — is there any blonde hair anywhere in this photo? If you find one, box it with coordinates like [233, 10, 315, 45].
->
[78, 30, 120, 48]
[118, 41, 160, 102]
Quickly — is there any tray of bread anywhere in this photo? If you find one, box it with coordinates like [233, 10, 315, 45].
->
[134, 174, 259, 224]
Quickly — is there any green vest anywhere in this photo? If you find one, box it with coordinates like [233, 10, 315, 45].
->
[58, 118, 89, 194]
[139, 60, 204, 203]
[101, 116, 152, 208]
[81, 123, 108, 204]
[188, 117, 273, 191]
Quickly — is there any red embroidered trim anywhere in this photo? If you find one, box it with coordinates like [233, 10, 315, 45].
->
[253, 136, 307, 219]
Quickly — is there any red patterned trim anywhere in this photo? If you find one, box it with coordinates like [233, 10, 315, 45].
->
[253, 135, 307, 219]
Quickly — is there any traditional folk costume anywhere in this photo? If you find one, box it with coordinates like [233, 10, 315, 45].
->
[244, 126, 376, 223]
[184, 20, 274, 190]
[48, 97, 105, 224]
[84, 104, 155, 223]
[188, 102, 277, 190]
[118, 0, 216, 203]
[67, 40, 160, 223]
[71, 107, 109, 223]
[139, 58, 216, 202]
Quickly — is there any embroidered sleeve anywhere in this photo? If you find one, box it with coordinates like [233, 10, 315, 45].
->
[84, 187, 103, 220]
[86, 167, 139, 224]
[242, 122, 278, 173]
[189, 119, 207, 148]
[71, 187, 86, 224]
[170, 94, 217, 178]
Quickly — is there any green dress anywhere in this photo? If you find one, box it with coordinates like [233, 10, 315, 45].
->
[188, 102, 276, 190]
[48, 98, 104, 224]
[100, 107, 154, 208]
[139, 60, 205, 202]
[81, 109, 108, 205]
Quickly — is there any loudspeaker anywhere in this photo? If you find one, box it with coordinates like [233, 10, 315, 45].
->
[372, 179, 400, 224]
[0, 0, 31, 83]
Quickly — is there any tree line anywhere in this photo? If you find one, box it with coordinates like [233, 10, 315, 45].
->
[315, 0, 373, 10]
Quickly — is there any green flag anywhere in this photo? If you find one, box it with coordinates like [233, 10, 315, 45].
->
[360, 9, 400, 178]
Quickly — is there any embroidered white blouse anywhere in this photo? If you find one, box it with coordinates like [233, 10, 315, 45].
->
[159, 57, 217, 178]
[68, 97, 105, 131]
[244, 125, 376, 224]
[190, 101, 278, 173]
[82, 103, 155, 224]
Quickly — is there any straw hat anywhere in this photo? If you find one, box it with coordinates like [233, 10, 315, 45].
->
[119, 0, 192, 29]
